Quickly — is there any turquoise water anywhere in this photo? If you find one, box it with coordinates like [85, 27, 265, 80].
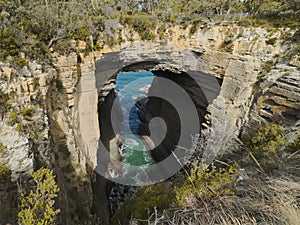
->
[115, 71, 155, 169]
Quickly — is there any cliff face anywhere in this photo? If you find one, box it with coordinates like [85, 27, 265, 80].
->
[94, 24, 299, 164]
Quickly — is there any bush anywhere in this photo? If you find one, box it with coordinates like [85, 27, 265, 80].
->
[247, 124, 286, 170]
[0, 28, 19, 60]
[189, 24, 198, 36]
[111, 182, 174, 224]
[259, 60, 275, 78]
[0, 165, 11, 181]
[20, 106, 35, 119]
[18, 168, 60, 225]
[250, 124, 285, 156]
[13, 57, 28, 68]
[266, 37, 277, 46]
[263, 60, 275, 72]
[175, 162, 238, 207]
[122, 13, 157, 40]
[0, 141, 6, 152]
[7, 110, 19, 126]
[286, 133, 300, 153]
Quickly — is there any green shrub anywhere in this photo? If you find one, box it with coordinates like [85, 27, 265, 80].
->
[0, 28, 19, 60]
[238, 17, 268, 27]
[286, 132, 300, 153]
[122, 13, 157, 40]
[263, 60, 275, 72]
[250, 124, 285, 156]
[189, 24, 198, 36]
[175, 163, 238, 207]
[20, 107, 35, 118]
[111, 182, 174, 224]
[0, 165, 11, 181]
[267, 27, 278, 36]
[7, 111, 19, 126]
[247, 124, 286, 170]
[18, 168, 60, 225]
[0, 90, 9, 118]
[266, 37, 277, 46]
[13, 57, 28, 68]
[15, 122, 24, 133]
[253, 35, 259, 42]
[0, 142, 6, 152]
[259, 60, 275, 78]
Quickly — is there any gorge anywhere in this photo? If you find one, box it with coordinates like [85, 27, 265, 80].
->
[1, 22, 299, 224]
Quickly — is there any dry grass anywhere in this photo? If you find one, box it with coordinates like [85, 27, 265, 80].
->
[131, 173, 299, 225]
[130, 131, 300, 225]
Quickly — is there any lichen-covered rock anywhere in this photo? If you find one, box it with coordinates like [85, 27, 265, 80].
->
[0, 122, 32, 179]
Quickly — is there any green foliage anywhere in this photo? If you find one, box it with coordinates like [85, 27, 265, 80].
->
[0, 164, 11, 181]
[20, 106, 36, 119]
[266, 37, 277, 45]
[238, 17, 269, 27]
[267, 27, 278, 36]
[0, 28, 19, 60]
[263, 60, 275, 72]
[18, 168, 60, 225]
[285, 132, 300, 153]
[247, 124, 286, 170]
[7, 110, 19, 126]
[259, 60, 275, 78]
[0, 141, 7, 152]
[14, 57, 28, 68]
[175, 163, 238, 207]
[15, 122, 24, 132]
[190, 18, 203, 36]
[0, 90, 9, 119]
[250, 124, 285, 156]
[189, 25, 198, 36]
[122, 13, 157, 40]
[111, 182, 174, 224]
[0, 141, 5, 149]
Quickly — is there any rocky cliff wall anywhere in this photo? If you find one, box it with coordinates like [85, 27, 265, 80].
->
[94, 24, 299, 163]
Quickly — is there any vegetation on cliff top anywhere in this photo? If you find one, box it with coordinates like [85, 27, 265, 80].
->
[0, 0, 299, 66]
[0, 1, 299, 225]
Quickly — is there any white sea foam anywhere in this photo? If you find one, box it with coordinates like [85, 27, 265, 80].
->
[139, 84, 151, 95]
[131, 95, 138, 100]
[125, 138, 139, 148]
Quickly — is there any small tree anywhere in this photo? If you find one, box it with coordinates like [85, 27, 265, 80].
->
[18, 168, 60, 225]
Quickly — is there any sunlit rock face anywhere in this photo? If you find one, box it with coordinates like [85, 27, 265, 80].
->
[94, 22, 300, 160]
